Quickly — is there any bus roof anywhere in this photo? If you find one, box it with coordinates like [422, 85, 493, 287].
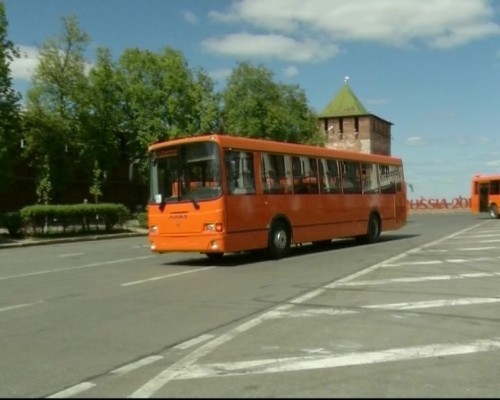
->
[149, 133, 403, 165]
[472, 174, 500, 181]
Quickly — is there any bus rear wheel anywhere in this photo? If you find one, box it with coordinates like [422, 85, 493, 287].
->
[268, 221, 291, 259]
[489, 204, 499, 219]
[356, 214, 381, 244]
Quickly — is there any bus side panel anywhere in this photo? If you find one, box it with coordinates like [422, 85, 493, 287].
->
[225, 195, 270, 252]
[225, 192, 407, 249]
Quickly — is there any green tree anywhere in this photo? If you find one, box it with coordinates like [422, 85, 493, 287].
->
[35, 154, 52, 205]
[85, 47, 123, 177]
[0, 0, 21, 193]
[222, 61, 323, 145]
[23, 15, 91, 203]
[116, 47, 219, 181]
[89, 160, 103, 203]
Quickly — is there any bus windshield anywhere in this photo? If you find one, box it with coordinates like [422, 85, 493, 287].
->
[149, 141, 222, 206]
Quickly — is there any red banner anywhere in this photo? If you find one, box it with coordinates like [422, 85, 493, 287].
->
[407, 196, 470, 210]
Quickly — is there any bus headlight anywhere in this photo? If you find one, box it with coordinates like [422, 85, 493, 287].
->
[149, 225, 158, 234]
[204, 223, 223, 232]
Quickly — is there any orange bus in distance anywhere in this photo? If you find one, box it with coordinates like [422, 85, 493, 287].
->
[470, 174, 500, 218]
[147, 134, 408, 260]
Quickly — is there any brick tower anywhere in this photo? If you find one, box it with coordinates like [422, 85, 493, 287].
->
[318, 77, 392, 155]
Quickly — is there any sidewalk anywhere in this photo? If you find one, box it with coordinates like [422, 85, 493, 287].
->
[0, 227, 148, 249]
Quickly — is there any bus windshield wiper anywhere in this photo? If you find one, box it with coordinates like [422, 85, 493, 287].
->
[159, 197, 167, 212]
[183, 193, 200, 210]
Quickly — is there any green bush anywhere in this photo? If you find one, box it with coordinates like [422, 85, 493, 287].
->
[0, 211, 23, 237]
[19, 203, 131, 235]
[136, 212, 147, 228]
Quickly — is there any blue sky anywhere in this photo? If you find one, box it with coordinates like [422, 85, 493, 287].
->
[4, 0, 500, 200]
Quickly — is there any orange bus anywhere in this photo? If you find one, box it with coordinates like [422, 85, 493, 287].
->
[147, 134, 407, 260]
[470, 174, 500, 218]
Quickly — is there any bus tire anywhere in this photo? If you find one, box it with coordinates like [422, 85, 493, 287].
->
[357, 214, 381, 244]
[489, 204, 499, 219]
[268, 220, 291, 259]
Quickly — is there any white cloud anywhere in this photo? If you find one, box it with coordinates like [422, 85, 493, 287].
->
[11, 45, 39, 80]
[283, 65, 299, 77]
[207, 0, 500, 62]
[183, 11, 198, 25]
[201, 33, 339, 62]
[406, 136, 425, 146]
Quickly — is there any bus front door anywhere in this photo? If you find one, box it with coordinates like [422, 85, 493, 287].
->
[479, 183, 489, 212]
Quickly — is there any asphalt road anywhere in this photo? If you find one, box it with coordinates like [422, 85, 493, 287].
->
[1, 212, 499, 398]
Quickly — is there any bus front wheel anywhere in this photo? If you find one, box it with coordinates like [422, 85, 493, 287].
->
[268, 221, 291, 259]
[489, 204, 499, 219]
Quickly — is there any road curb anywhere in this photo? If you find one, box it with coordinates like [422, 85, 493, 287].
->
[0, 231, 148, 250]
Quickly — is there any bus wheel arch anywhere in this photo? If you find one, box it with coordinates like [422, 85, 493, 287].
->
[268, 216, 292, 259]
[489, 203, 499, 219]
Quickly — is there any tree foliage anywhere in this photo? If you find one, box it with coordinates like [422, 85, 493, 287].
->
[24, 15, 91, 202]
[0, 0, 21, 192]
[221, 61, 323, 145]
[115, 47, 220, 180]
[8, 13, 323, 209]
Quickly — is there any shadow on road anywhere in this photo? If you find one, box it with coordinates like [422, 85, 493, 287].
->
[163, 233, 420, 268]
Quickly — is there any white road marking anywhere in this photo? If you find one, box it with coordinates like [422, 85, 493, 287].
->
[0, 256, 155, 281]
[0, 300, 43, 313]
[382, 256, 497, 267]
[58, 253, 85, 258]
[173, 334, 215, 350]
[419, 247, 498, 252]
[458, 247, 497, 251]
[129, 313, 275, 398]
[275, 297, 500, 319]
[383, 260, 442, 266]
[111, 356, 164, 376]
[176, 338, 500, 380]
[46, 382, 96, 398]
[130, 221, 489, 398]
[120, 267, 216, 286]
[337, 272, 498, 287]
[268, 309, 357, 319]
[363, 297, 500, 310]
[453, 234, 500, 238]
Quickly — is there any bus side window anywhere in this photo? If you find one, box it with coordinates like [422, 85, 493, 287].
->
[319, 158, 341, 194]
[262, 153, 287, 194]
[292, 156, 318, 194]
[226, 150, 256, 195]
[491, 180, 500, 195]
[342, 161, 362, 194]
[362, 163, 380, 194]
[379, 165, 397, 194]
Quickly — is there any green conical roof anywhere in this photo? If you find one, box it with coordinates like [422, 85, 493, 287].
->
[319, 80, 368, 118]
